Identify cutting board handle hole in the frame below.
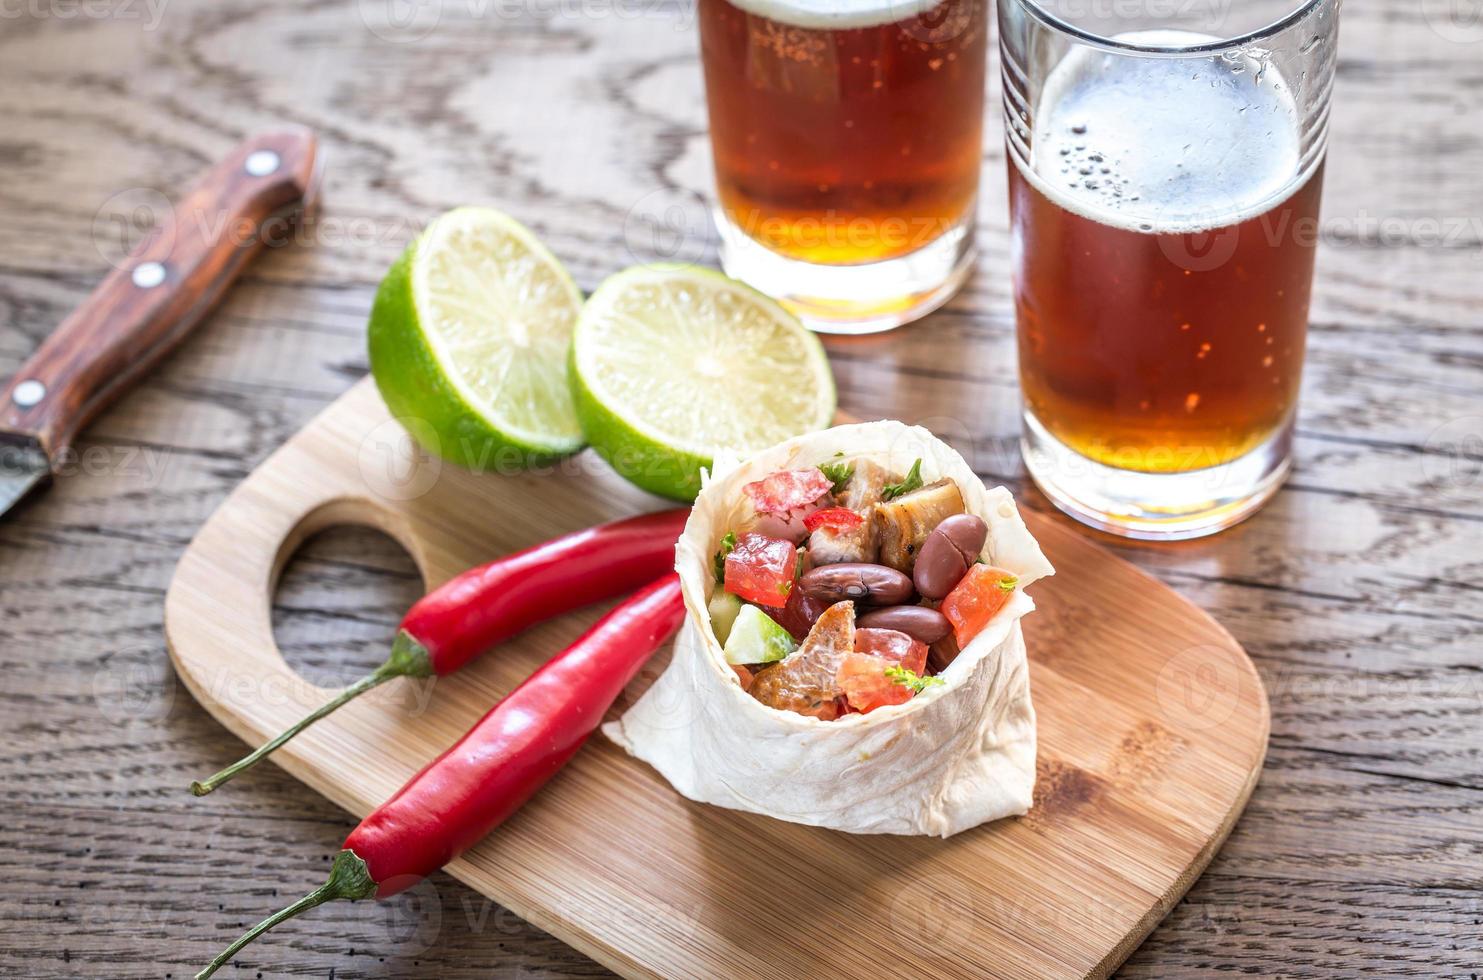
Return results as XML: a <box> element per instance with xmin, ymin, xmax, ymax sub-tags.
<box><xmin>269</xmin><ymin>499</ymin><xmax>429</xmax><ymax>691</ymax></box>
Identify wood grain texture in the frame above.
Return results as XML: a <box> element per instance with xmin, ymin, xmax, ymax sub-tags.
<box><xmin>0</xmin><ymin>0</ymin><xmax>1479</xmax><ymax>977</ymax></box>
<box><xmin>162</xmin><ymin>379</ymin><xmax>1270</xmax><ymax>980</ymax></box>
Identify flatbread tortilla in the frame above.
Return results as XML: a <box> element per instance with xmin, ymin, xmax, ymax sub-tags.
<box><xmin>603</xmin><ymin>421</ymin><xmax>1053</xmax><ymax>836</ymax></box>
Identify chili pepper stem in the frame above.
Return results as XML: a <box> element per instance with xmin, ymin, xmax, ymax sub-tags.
<box><xmin>196</xmin><ymin>849</ymin><xmax>377</xmax><ymax>980</ymax></box>
<box><xmin>190</xmin><ymin>631</ymin><xmax>433</xmax><ymax>796</ymax></box>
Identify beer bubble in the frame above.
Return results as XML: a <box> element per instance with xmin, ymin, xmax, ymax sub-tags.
<box><xmin>1022</xmin><ymin>29</ymin><xmax>1304</xmax><ymax>237</ymax></box>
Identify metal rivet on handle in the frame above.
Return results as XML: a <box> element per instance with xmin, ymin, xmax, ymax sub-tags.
<box><xmin>244</xmin><ymin>150</ymin><xmax>281</xmax><ymax>177</ymax></box>
<box><xmin>12</xmin><ymin>379</ymin><xmax>45</xmax><ymax>408</ymax></box>
<box><xmin>132</xmin><ymin>262</ymin><xmax>167</xmax><ymax>289</ymax></box>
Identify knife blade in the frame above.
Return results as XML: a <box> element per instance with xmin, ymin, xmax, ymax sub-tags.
<box><xmin>0</xmin><ymin>436</ymin><xmax>49</xmax><ymax>516</ymax></box>
<box><xmin>0</xmin><ymin>127</ymin><xmax>320</xmax><ymax>519</ymax></box>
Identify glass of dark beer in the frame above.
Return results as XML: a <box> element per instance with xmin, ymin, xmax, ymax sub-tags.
<box><xmin>699</xmin><ymin>0</ymin><xmax>988</xmax><ymax>333</ymax></box>
<box><xmin>1000</xmin><ymin>0</ymin><xmax>1340</xmax><ymax>539</ymax></box>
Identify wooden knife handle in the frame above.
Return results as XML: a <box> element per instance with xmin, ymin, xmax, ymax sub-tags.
<box><xmin>0</xmin><ymin>127</ymin><xmax>320</xmax><ymax>460</ymax></box>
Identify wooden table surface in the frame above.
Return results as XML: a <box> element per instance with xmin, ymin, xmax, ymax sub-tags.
<box><xmin>1</xmin><ymin>1</ymin><xmax>1478</xmax><ymax>977</ymax></box>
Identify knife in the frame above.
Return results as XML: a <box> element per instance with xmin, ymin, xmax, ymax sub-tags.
<box><xmin>0</xmin><ymin>127</ymin><xmax>320</xmax><ymax>519</ymax></box>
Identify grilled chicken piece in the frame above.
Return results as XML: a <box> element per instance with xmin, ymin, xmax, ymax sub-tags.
<box><xmin>806</xmin><ymin>460</ymin><xmax>897</xmax><ymax>565</ymax></box>
<box><xmin>837</xmin><ymin>459</ymin><xmax>896</xmax><ymax>512</ymax></box>
<box><xmin>751</xmin><ymin>494</ymin><xmax>834</xmax><ymax>544</ymax></box>
<box><xmin>808</xmin><ymin>518</ymin><xmax>879</xmax><ymax>566</ymax></box>
<box><xmin>873</xmin><ymin>479</ymin><xmax>966</xmax><ymax>573</ymax></box>
<box><xmin>750</xmin><ymin>601</ymin><xmax>855</xmax><ymax>719</ymax></box>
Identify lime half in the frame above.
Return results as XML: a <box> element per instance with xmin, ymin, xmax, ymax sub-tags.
<box><xmin>369</xmin><ymin>207</ymin><xmax>584</xmax><ymax>469</ymax></box>
<box><xmin>570</xmin><ymin>264</ymin><xmax>836</xmax><ymax>501</ymax></box>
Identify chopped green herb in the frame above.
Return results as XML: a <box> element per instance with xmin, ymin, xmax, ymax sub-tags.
<box><xmin>884</xmin><ymin>665</ymin><xmax>945</xmax><ymax>693</ymax></box>
<box><xmin>818</xmin><ymin>460</ymin><xmax>854</xmax><ymax>495</ymax></box>
<box><xmin>776</xmin><ymin>580</ymin><xmax>792</xmax><ymax>597</ymax></box>
<box><xmin>713</xmin><ymin>531</ymin><xmax>737</xmax><ymax>584</ymax></box>
<box><xmin>795</xmin><ymin>548</ymin><xmax>805</xmax><ymax>580</ymax></box>
<box><xmin>997</xmin><ymin>574</ymin><xmax>1020</xmax><ymax>593</ymax></box>
<box><xmin>881</xmin><ymin>459</ymin><xmax>924</xmax><ymax>501</ymax></box>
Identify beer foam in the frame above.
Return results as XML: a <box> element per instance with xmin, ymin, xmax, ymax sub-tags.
<box><xmin>722</xmin><ymin>0</ymin><xmax>945</xmax><ymax>31</ymax></box>
<box><xmin>1021</xmin><ymin>30</ymin><xmax>1310</xmax><ymax>235</ymax></box>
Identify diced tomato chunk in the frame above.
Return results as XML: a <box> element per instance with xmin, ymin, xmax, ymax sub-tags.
<box><xmin>853</xmin><ymin>628</ymin><xmax>928</xmax><ymax>675</ymax></box>
<box><xmin>940</xmin><ymin>564</ymin><xmax>1019</xmax><ymax>648</ymax></box>
<box><xmin>836</xmin><ymin>653</ymin><xmax>913</xmax><ymax>714</ymax></box>
<box><xmin>744</xmin><ymin>469</ymin><xmax>833</xmax><ymax>515</ymax></box>
<box><xmin>723</xmin><ymin>532</ymin><xmax>797</xmax><ymax>608</ymax></box>
<box><xmin>803</xmin><ymin>506</ymin><xmax>865</xmax><ymax>533</ymax></box>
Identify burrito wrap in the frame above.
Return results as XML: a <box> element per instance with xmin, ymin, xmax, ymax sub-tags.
<box><xmin>602</xmin><ymin>421</ymin><xmax>1054</xmax><ymax>836</ymax></box>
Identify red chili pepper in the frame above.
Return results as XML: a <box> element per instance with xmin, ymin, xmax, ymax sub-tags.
<box><xmin>190</xmin><ymin>508</ymin><xmax>689</xmax><ymax>795</ymax></box>
<box><xmin>195</xmin><ymin>574</ymin><xmax>684</xmax><ymax>979</ymax></box>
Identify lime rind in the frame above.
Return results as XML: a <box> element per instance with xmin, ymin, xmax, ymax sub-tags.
<box><xmin>369</xmin><ymin>207</ymin><xmax>585</xmax><ymax>470</ymax></box>
<box><xmin>570</xmin><ymin>264</ymin><xmax>836</xmax><ymax>500</ymax></box>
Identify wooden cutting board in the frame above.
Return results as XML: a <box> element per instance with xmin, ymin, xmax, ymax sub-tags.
<box><xmin>164</xmin><ymin>378</ymin><xmax>1269</xmax><ymax>979</ymax></box>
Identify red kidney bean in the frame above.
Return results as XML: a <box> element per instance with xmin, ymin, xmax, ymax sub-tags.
<box><xmin>857</xmin><ymin>605</ymin><xmax>952</xmax><ymax>644</ymax></box>
<box><xmin>927</xmin><ymin>632</ymin><xmax>961</xmax><ymax>674</ymax></box>
<box><xmin>913</xmin><ymin>514</ymin><xmax>989</xmax><ymax>599</ymax></box>
<box><xmin>798</xmin><ymin>563</ymin><xmax>914</xmax><ymax>606</ymax></box>
<box><xmin>769</xmin><ymin>581</ymin><xmax>830</xmax><ymax>641</ymax></box>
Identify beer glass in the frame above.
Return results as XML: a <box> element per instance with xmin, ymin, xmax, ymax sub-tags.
<box><xmin>1000</xmin><ymin>0</ymin><xmax>1339</xmax><ymax>539</ymax></box>
<box><xmin>699</xmin><ymin>0</ymin><xmax>988</xmax><ymax>333</ymax></box>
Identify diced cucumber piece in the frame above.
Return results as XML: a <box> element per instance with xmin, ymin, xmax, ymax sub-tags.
<box><xmin>708</xmin><ymin>590</ymin><xmax>744</xmax><ymax>646</ymax></box>
<box><xmin>723</xmin><ymin>604</ymin><xmax>796</xmax><ymax>666</ymax></box>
